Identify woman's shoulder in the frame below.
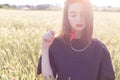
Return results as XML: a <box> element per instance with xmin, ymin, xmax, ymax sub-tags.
<box><xmin>92</xmin><ymin>38</ymin><xmax>108</xmax><ymax>51</ymax></box>
<box><xmin>52</xmin><ymin>37</ymin><xmax>62</xmax><ymax>45</ymax></box>
<box><xmin>49</xmin><ymin>37</ymin><xmax>63</xmax><ymax>49</ymax></box>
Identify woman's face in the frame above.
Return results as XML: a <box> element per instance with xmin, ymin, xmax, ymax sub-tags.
<box><xmin>68</xmin><ymin>3</ymin><xmax>86</xmax><ymax>31</ymax></box>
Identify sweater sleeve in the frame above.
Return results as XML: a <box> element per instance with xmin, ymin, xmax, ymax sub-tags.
<box><xmin>49</xmin><ymin>48</ymin><xmax>58</xmax><ymax>78</ymax></box>
<box><xmin>37</xmin><ymin>49</ymin><xmax>57</xmax><ymax>78</ymax></box>
<box><xmin>97</xmin><ymin>45</ymin><xmax>115</xmax><ymax>80</ymax></box>
<box><xmin>37</xmin><ymin>55</ymin><xmax>42</xmax><ymax>75</ymax></box>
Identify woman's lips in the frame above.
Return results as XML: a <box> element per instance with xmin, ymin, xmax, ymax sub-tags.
<box><xmin>76</xmin><ymin>24</ymin><xmax>83</xmax><ymax>28</ymax></box>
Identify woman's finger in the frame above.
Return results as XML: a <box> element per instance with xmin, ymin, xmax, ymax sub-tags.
<box><xmin>44</xmin><ymin>34</ymin><xmax>52</xmax><ymax>42</ymax></box>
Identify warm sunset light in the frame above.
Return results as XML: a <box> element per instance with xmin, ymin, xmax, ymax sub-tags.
<box><xmin>0</xmin><ymin>0</ymin><xmax>119</xmax><ymax>80</ymax></box>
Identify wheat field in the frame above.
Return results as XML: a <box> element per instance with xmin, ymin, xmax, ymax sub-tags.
<box><xmin>0</xmin><ymin>9</ymin><xmax>120</xmax><ymax>80</ymax></box>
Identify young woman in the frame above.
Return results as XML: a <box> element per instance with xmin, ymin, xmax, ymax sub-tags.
<box><xmin>37</xmin><ymin>0</ymin><xmax>115</xmax><ymax>80</ymax></box>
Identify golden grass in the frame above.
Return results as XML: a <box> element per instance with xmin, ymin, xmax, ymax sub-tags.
<box><xmin>0</xmin><ymin>9</ymin><xmax>120</xmax><ymax>80</ymax></box>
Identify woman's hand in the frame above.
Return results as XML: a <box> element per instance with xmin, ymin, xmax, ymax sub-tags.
<box><xmin>42</xmin><ymin>30</ymin><xmax>55</xmax><ymax>50</ymax></box>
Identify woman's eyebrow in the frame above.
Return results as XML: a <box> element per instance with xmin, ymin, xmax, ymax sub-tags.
<box><xmin>70</xmin><ymin>11</ymin><xmax>76</xmax><ymax>14</ymax></box>
<box><xmin>70</xmin><ymin>11</ymin><xmax>84</xmax><ymax>14</ymax></box>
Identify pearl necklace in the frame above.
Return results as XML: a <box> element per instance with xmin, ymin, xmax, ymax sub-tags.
<box><xmin>70</xmin><ymin>40</ymin><xmax>92</xmax><ymax>52</ymax></box>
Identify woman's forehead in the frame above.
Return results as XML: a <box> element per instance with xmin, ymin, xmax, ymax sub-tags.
<box><xmin>68</xmin><ymin>3</ymin><xmax>85</xmax><ymax>13</ymax></box>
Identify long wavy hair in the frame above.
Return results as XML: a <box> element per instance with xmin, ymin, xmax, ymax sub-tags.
<box><xmin>57</xmin><ymin>0</ymin><xmax>93</xmax><ymax>47</ymax></box>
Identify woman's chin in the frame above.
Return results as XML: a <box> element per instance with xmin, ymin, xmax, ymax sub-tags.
<box><xmin>74</xmin><ymin>27</ymin><xmax>85</xmax><ymax>31</ymax></box>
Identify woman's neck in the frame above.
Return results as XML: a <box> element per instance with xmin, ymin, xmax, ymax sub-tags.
<box><xmin>75</xmin><ymin>30</ymin><xmax>81</xmax><ymax>39</ymax></box>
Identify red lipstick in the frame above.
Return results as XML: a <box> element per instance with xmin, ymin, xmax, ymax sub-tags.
<box><xmin>76</xmin><ymin>24</ymin><xmax>83</xmax><ymax>28</ymax></box>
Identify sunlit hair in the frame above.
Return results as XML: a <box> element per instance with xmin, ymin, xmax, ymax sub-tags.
<box><xmin>57</xmin><ymin>0</ymin><xmax>93</xmax><ymax>46</ymax></box>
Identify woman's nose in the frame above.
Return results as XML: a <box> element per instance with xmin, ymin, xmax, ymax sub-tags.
<box><xmin>76</xmin><ymin>15</ymin><xmax>82</xmax><ymax>22</ymax></box>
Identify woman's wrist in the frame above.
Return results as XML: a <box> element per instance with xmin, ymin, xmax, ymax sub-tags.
<box><xmin>41</xmin><ymin>47</ymin><xmax>49</xmax><ymax>55</ymax></box>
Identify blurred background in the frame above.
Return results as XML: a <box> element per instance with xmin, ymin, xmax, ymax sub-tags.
<box><xmin>0</xmin><ymin>0</ymin><xmax>120</xmax><ymax>11</ymax></box>
<box><xmin>0</xmin><ymin>0</ymin><xmax>120</xmax><ymax>80</ymax></box>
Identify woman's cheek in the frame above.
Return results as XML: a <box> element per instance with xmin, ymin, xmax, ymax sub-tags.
<box><xmin>69</xmin><ymin>18</ymin><xmax>76</xmax><ymax>28</ymax></box>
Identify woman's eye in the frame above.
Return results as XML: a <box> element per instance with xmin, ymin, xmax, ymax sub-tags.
<box><xmin>80</xmin><ymin>14</ymin><xmax>85</xmax><ymax>17</ymax></box>
<box><xmin>71</xmin><ymin>14</ymin><xmax>76</xmax><ymax>17</ymax></box>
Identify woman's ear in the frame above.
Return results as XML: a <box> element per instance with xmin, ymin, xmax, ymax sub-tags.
<box><xmin>69</xmin><ymin>30</ymin><xmax>76</xmax><ymax>42</ymax></box>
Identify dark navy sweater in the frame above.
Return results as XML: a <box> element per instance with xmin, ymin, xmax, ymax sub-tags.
<box><xmin>37</xmin><ymin>38</ymin><xmax>115</xmax><ymax>80</ymax></box>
